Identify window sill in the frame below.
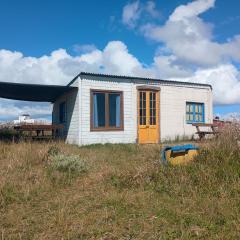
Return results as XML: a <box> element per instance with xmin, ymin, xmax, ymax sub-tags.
<box><xmin>90</xmin><ymin>127</ymin><xmax>124</xmax><ymax>132</ymax></box>
<box><xmin>186</xmin><ymin>121</ymin><xmax>205</xmax><ymax>124</ymax></box>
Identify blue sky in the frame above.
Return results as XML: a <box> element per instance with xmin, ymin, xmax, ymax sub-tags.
<box><xmin>1</xmin><ymin>0</ymin><xmax>239</xmax><ymax>62</ymax></box>
<box><xmin>0</xmin><ymin>0</ymin><xmax>239</xmax><ymax>120</ymax></box>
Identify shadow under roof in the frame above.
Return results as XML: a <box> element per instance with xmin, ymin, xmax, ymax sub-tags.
<box><xmin>0</xmin><ymin>82</ymin><xmax>76</xmax><ymax>102</ymax></box>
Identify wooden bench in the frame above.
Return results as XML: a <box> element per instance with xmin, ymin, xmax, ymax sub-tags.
<box><xmin>192</xmin><ymin>123</ymin><xmax>219</xmax><ymax>140</ymax></box>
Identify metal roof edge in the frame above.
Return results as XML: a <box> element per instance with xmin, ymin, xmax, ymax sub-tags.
<box><xmin>67</xmin><ymin>73</ymin><xmax>81</xmax><ymax>86</ymax></box>
<box><xmin>74</xmin><ymin>72</ymin><xmax>212</xmax><ymax>90</ymax></box>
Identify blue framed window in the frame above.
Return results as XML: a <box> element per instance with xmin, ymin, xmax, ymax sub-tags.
<box><xmin>91</xmin><ymin>90</ymin><xmax>123</xmax><ymax>131</ymax></box>
<box><xmin>186</xmin><ymin>102</ymin><xmax>204</xmax><ymax>123</ymax></box>
<box><xmin>59</xmin><ymin>102</ymin><xmax>66</xmax><ymax>123</ymax></box>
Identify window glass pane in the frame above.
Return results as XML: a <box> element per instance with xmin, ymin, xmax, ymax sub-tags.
<box><xmin>195</xmin><ymin>104</ymin><xmax>199</xmax><ymax>113</ymax></box>
<box><xmin>109</xmin><ymin>93</ymin><xmax>121</xmax><ymax>127</ymax></box>
<box><xmin>93</xmin><ymin>93</ymin><xmax>105</xmax><ymax>127</ymax></box>
<box><xmin>143</xmin><ymin>92</ymin><xmax>146</xmax><ymax>109</ymax></box>
<box><xmin>199</xmin><ymin>104</ymin><xmax>202</xmax><ymax>113</ymax></box>
<box><xmin>152</xmin><ymin>109</ymin><xmax>156</xmax><ymax>125</ymax></box>
<box><xmin>186</xmin><ymin>104</ymin><xmax>190</xmax><ymax>113</ymax></box>
<box><xmin>139</xmin><ymin>92</ymin><xmax>146</xmax><ymax>125</ymax></box>
<box><xmin>189</xmin><ymin>114</ymin><xmax>193</xmax><ymax>121</ymax></box>
<box><xmin>150</xmin><ymin>92</ymin><xmax>156</xmax><ymax>125</ymax></box>
<box><xmin>140</xmin><ymin>105</ymin><xmax>142</xmax><ymax>124</ymax></box>
<box><xmin>190</xmin><ymin>104</ymin><xmax>193</xmax><ymax>112</ymax></box>
<box><xmin>140</xmin><ymin>94</ymin><xmax>142</xmax><ymax>109</ymax></box>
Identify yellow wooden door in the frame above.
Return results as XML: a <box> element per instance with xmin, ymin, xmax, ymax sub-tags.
<box><xmin>138</xmin><ymin>90</ymin><xmax>159</xmax><ymax>144</ymax></box>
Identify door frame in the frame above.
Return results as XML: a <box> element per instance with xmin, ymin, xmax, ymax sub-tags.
<box><xmin>136</xmin><ymin>85</ymin><xmax>161</xmax><ymax>144</ymax></box>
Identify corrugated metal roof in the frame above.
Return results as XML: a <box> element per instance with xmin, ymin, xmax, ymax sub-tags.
<box><xmin>74</xmin><ymin>72</ymin><xmax>212</xmax><ymax>89</ymax></box>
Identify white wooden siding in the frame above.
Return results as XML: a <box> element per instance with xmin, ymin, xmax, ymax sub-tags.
<box><xmin>52</xmin><ymin>75</ymin><xmax>213</xmax><ymax>145</ymax></box>
<box><xmin>159</xmin><ymin>85</ymin><xmax>212</xmax><ymax>141</ymax></box>
<box><xmin>79</xmin><ymin>77</ymin><xmax>137</xmax><ymax>145</ymax></box>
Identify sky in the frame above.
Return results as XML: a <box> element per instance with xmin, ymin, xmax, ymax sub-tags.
<box><xmin>0</xmin><ymin>0</ymin><xmax>239</xmax><ymax>121</ymax></box>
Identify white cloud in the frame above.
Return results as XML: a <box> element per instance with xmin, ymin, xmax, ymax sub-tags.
<box><xmin>0</xmin><ymin>41</ymin><xmax>152</xmax><ymax>86</ymax></box>
<box><xmin>141</xmin><ymin>0</ymin><xmax>240</xmax><ymax>66</ymax></box>
<box><xmin>122</xmin><ymin>1</ymin><xmax>141</xmax><ymax>28</ymax></box>
<box><xmin>122</xmin><ymin>1</ymin><xmax>161</xmax><ymax>28</ymax></box>
<box><xmin>0</xmin><ymin>49</ymin><xmax>71</xmax><ymax>85</ymax></box>
<box><xmin>145</xmin><ymin>1</ymin><xmax>161</xmax><ymax>18</ymax></box>
<box><xmin>152</xmin><ymin>55</ymin><xmax>192</xmax><ymax>79</ymax></box>
<box><xmin>73</xmin><ymin>44</ymin><xmax>97</xmax><ymax>54</ymax></box>
<box><xmin>0</xmin><ymin>38</ymin><xmax>240</xmax><ymax>112</ymax></box>
<box><xmin>169</xmin><ymin>0</ymin><xmax>215</xmax><ymax>22</ymax></box>
<box><xmin>182</xmin><ymin>64</ymin><xmax>240</xmax><ymax>105</ymax></box>
<box><xmin>102</xmin><ymin>41</ymin><xmax>150</xmax><ymax>76</ymax></box>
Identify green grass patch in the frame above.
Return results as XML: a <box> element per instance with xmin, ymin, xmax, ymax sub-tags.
<box><xmin>0</xmin><ymin>126</ymin><xmax>240</xmax><ymax>239</ymax></box>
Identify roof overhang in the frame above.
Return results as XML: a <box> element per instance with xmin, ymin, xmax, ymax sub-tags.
<box><xmin>78</xmin><ymin>72</ymin><xmax>212</xmax><ymax>89</ymax></box>
<box><xmin>0</xmin><ymin>82</ymin><xmax>76</xmax><ymax>102</ymax></box>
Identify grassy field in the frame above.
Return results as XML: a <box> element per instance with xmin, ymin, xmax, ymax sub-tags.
<box><xmin>0</xmin><ymin>127</ymin><xmax>240</xmax><ymax>239</ymax></box>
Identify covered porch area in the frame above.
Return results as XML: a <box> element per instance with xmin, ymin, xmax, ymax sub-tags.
<box><xmin>0</xmin><ymin>81</ymin><xmax>76</xmax><ymax>141</ymax></box>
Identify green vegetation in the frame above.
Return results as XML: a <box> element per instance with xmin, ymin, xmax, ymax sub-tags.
<box><xmin>0</xmin><ymin>128</ymin><xmax>22</xmax><ymax>142</ymax></box>
<box><xmin>47</xmin><ymin>146</ymin><xmax>89</xmax><ymax>175</ymax></box>
<box><xmin>0</xmin><ymin>126</ymin><xmax>240</xmax><ymax>239</ymax></box>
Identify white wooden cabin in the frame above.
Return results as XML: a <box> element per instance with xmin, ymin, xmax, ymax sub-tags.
<box><xmin>52</xmin><ymin>72</ymin><xmax>213</xmax><ymax>145</ymax></box>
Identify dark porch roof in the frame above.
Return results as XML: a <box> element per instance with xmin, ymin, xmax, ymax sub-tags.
<box><xmin>0</xmin><ymin>82</ymin><xmax>75</xmax><ymax>102</ymax></box>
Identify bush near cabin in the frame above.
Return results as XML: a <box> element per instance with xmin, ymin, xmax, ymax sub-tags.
<box><xmin>0</xmin><ymin>128</ymin><xmax>22</xmax><ymax>142</ymax></box>
<box><xmin>0</xmin><ymin>123</ymin><xmax>240</xmax><ymax>239</ymax></box>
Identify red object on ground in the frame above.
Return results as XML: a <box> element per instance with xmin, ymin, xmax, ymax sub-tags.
<box><xmin>213</xmin><ymin>119</ymin><xmax>231</xmax><ymax>128</ymax></box>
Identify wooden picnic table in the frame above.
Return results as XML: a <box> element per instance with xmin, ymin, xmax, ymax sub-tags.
<box><xmin>13</xmin><ymin>124</ymin><xmax>64</xmax><ymax>140</ymax></box>
<box><xmin>192</xmin><ymin>123</ymin><xmax>219</xmax><ymax>140</ymax></box>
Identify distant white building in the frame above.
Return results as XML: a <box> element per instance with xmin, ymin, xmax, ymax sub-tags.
<box><xmin>13</xmin><ymin>114</ymin><xmax>35</xmax><ymax>125</ymax></box>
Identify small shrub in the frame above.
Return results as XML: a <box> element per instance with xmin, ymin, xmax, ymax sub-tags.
<box><xmin>47</xmin><ymin>145</ymin><xmax>61</xmax><ymax>156</ymax></box>
<box><xmin>49</xmin><ymin>154</ymin><xmax>88</xmax><ymax>175</ymax></box>
<box><xmin>0</xmin><ymin>128</ymin><xmax>22</xmax><ymax>142</ymax></box>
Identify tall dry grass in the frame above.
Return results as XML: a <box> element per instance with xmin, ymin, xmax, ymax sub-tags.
<box><xmin>0</xmin><ymin>124</ymin><xmax>240</xmax><ymax>239</ymax></box>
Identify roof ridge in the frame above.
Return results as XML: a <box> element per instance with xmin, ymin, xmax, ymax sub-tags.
<box><xmin>67</xmin><ymin>71</ymin><xmax>212</xmax><ymax>89</ymax></box>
